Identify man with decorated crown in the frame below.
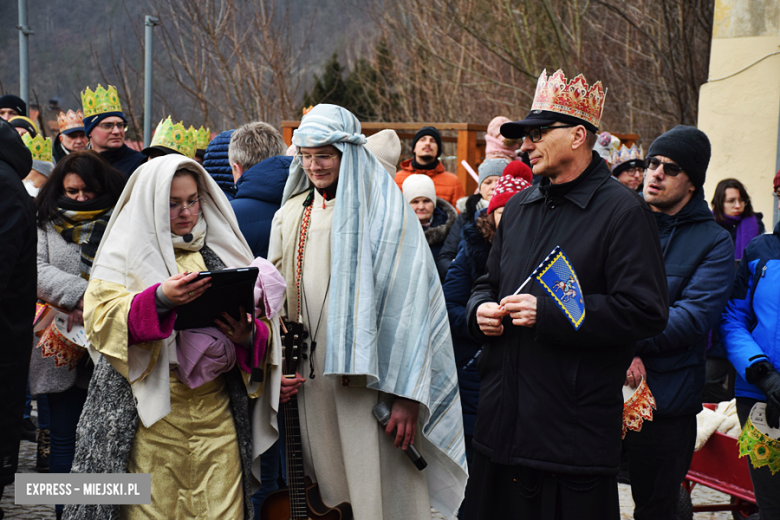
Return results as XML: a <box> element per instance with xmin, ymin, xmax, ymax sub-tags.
<box><xmin>81</xmin><ymin>84</ymin><xmax>145</xmax><ymax>177</ymax></box>
<box><xmin>464</xmin><ymin>69</ymin><xmax>669</xmax><ymax>519</ymax></box>
<box><xmin>53</xmin><ymin>110</ymin><xmax>88</xmax><ymax>164</ymax></box>
<box><xmin>611</xmin><ymin>144</ymin><xmax>645</xmax><ymax>191</ymax></box>
<box><xmin>141</xmin><ymin>116</ymin><xmax>197</xmax><ymax>161</ymax></box>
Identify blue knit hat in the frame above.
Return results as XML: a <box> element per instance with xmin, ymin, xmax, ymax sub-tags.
<box><xmin>83</xmin><ymin>112</ymin><xmax>127</xmax><ymax>138</ymax></box>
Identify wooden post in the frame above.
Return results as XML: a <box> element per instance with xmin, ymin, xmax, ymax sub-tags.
<box><xmin>457</xmin><ymin>129</ymin><xmax>478</xmax><ymax>194</ymax></box>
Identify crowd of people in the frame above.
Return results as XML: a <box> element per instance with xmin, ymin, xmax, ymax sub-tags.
<box><xmin>0</xmin><ymin>65</ymin><xmax>779</xmax><ymax>520</ymax></box>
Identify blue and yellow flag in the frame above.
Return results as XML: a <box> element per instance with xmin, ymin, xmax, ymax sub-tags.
<box><xmin>535</xmin><ymin>248</ymin><xmax>585</xmax><ymax>330</ymax></box>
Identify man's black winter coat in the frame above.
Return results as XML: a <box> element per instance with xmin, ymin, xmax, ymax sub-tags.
<box><xmin>0</xmin><ymin>119</ymin><xmax>37</xmax><ymax>487</ymax></box>
<box><xmin>466</xmin><ymin>153</ymin><xmax>669</xmax><ymax>475</ymax></box>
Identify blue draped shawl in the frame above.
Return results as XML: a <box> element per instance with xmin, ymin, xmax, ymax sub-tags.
<box><xmin>282</xmin><ymin>104</ymin><xmax>467</xmax><ymax>516</ymax></box>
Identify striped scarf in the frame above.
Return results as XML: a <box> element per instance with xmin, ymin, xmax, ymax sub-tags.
<box><xmin>52</xmin><ymin>198</ymin><xmax>113</xmax><ymax>280</ymax></box>
<box><xmin>284</xmin><ymin>104</ymin><xmax>467</xmax><ymax>518</ymax></box>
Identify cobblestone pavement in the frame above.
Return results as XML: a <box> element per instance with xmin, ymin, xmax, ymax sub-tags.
<box><xmin>0</xmin><ymin>431</ymin><xmax>740</xmax><ymax>519</ymax></box>
<box><xmin>1</xmin><ymin>440</ymin><xmax>56</xmax><ymax>519</ymax></box>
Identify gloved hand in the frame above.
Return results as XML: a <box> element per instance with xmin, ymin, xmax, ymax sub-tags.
<box><xmin>746</xmin><ymin>360</ymin><xmax>780</xmax><ymax>429</ymax></box>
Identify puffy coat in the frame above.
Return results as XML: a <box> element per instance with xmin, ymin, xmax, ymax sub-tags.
<box><xmin>636</xmin><ymin>189</ymin><xmax>734</xmax><ymax>417</ymax></box>
<box><xmin>423</xmin><ymin>198</ymin><xmax>457</xmax><ymax>263</ymax></box>
<box><xmin>721</xmin><ymin>221</ymin><xmax>780</xmax><ymax>401</ymax></box>
<box><xmin>394</xmin><ymin>159</ymin><xmax>465</xmax><ymax>207</ymax></box>
<box><xmin>0</xmin><ymin>120</ymin><xmax>37</xmax><ymax>487</ymax></box>
<box><xmin>442</xmin><ymin>218</ymin><xmax>491</xmax><ymax>436</ymax></box>
<box><xmin>230</xmin><ymin>155</ymin><xmax>291</xmax><ymax>259</ymax></box>
<box><xmin>203</xmin><ymin>130</ymin><xmax>235</xmax><ymax>200</ymax></box>
<box><xmin>466</xmin><ymin>154</ymin><xmax>669</xmax><ymax>474</ymax></box>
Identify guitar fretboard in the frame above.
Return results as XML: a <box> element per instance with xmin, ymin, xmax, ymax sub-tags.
<box><xmin>283</xmin><ymin>392</ymin><xmax>308</xmax><ymax>519</ymax></box>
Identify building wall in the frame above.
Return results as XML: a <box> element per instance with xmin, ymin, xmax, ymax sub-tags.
<box><xmin>698</xmin><ymin>0</ymin><xmax>780</xmax><ymax>225</ymax></box>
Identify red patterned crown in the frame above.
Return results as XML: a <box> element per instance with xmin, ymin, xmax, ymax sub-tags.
<box><xmin>531</xmin><ymin>69</ymin><xmax>607</xmax><ymax>129</ymax></box>
<box><xmin>57</xmin><ymin>110</ymin><xmax>84</xmax><ymax>133</ymax></box>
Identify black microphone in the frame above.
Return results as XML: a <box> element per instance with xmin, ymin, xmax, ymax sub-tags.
<box><xmin>183</xmin><ymin>233</ymin><xmax>194</xmax><ymax>243</ymax></box>
<box><xmin>372</xmin><ymin>402</ymin><xmax>427</xmax><ymax>471</ymax></box>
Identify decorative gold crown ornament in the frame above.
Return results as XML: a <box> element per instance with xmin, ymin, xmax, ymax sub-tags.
<box><xmin>57</xmin><ymin>109</ymin><xmax>85</xmax><ymax>133</ymax></box>
<box><xmin>151</xmin><ymin>117</ymin><xmax>196</xmax><ymax>158</ymax></box>
<box><xmin>81</xmin><ymin>84</ymin><xmax>123</xmax><ymax>118</ymax></box>
<box><xmin>531</xmin><ymin>69</ymin><xmax>607</xmax><ymax>130</ymax></box>
<box><xmin>192</xmin><ymin>126</ymin><xmax>211</xmax><ymax>151</ymax></box>
<box><xmin>22</xmin><ymin>133</ymin><xmax>53</xmax><ymax>162</ymax></box>
<box><xmin>610</xmin><ymin>144</ymin><xmax>644</xmax><ymax>171</ymax></box>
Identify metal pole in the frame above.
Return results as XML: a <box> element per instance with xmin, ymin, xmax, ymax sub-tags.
<box><xmin>774</xmin><ymin>89</ymin><xmax>780</xmax><ymax>227</ymax></box>
<box><xmin>17</xmin><ymin>0</ymin><xmax>34</xmax><ymax>106</ymax></box>
<box><xmin>143</xmin><ymin>15</ymin><xmax>159</xmax><ymax>148</ymax></box>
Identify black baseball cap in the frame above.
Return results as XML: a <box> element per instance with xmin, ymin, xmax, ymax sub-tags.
<box><xmin>501</xmin><ymin>110</ymin><xmax>598</xmax><ymax>139</ymax></box>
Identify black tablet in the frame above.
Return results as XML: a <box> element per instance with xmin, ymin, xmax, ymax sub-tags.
<box><xmin>173</xmin><ymin>267</ymin><xmax>259</xmax><ymax>331</ymax></box>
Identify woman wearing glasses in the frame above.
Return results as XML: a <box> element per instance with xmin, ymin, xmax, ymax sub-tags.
<box><xmin>65</xmin><ymin>155</ymin><xmax>270</xmax><ymax>520</ymax></box>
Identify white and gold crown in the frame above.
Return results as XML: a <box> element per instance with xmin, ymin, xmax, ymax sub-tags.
<box><xmin>610</xmin><ymin>144</ymin><xmax>644</xmax><ymax>171</ymax></box>
<box><xmin>57</xmin><ymin>109</ymin><xmax>84</xmax><ymax>133</ymax></box>
<box><xmin>531</xmin><ymin>69</ymin><xmax>607</xmax><ymax>129</ymax></box>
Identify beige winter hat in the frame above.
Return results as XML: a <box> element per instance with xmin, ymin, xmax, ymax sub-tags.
<box><xmin>365</xmin><ymin>129</ymin><xmax>402</xmax><ymax>176</ymax></box>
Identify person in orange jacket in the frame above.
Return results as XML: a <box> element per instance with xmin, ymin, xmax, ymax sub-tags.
<box><xmin>394</xmin><ymin>126</ymin><xmax>465</xmax><ymax>208</ymax></box>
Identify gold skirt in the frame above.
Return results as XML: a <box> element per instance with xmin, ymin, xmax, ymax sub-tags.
<box><xmin>121</xmin><ymin>372</ymin><xmax>244</xmax><ymax>520</ymax></box>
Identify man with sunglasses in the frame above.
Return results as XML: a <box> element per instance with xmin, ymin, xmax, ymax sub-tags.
<box><xmin>80</xmin><ymin>84</ymin><xmax>145</xmax><ymax>178</ymax></box>
<box><xmin>464</xmin><ymin>69</ymin><xmax>669</xmax><ymax>519</ymax></box>
<box><xmin>623</xmin><ymin>125</ymin><xmax>734</xmax><ymax>519</ymax></box>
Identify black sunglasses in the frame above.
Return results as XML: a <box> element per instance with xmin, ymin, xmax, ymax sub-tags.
<box><xmin>522</xmin><ymin>125</ymin><xmax>578</xmax><ymax>143</ymax></box>
<box><xmin>645</xmin><ymin>157</ymin><xmax>684</xmax><ymax>176</ymax></box>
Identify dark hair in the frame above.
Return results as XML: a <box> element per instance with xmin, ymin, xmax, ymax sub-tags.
<box><xmin>475</xmin><ymin>210</ymin><xmax>498</xmax><ymax>243</ymax></box>
<box><xmin>36</xmin><ymin>150</ymin><xmax>127</xmax><ymax>228</ymax></box>
<box><xmin>711</xmin><ymin>178</ymin><xmax>754</xmax><ymax>224</ymax></box>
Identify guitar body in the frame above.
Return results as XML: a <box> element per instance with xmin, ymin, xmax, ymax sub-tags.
<box><xmin>260</xmin><ymin>476</ymin><xmax>353</xmax><ymax>520</ymax></box>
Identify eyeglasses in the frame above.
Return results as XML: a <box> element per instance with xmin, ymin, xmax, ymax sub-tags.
<box><xmin>97</xmin><ymin>122</ymin><xmax>127</xmax><ymax>132</ymax></box>
<box><xmin>645</xmin><ymin>157</ymin><xmax>684</xmax><ymax>176</ymax></box>
<box><xmin>723</xmin><ymin>198</ymin><xmax>747</xmax><ymax>206</ymax></box>
<box><xmin>169</xmin><ymin>198</ymin><xmax>201</xmax><ymax>218</ymax></box>
<box><xmin>623</xmin><ymin>167</ymin><xmax>645</xmax><ymax>177</ymax></box>
<box><xmin>522</xmin><ymin>125</ymin><xmax>578</xmax><ymax>143</ymax></box>
<box><xmin>295</xmin><ymin>153</ymin><xmax>339</xmax><ymax>168</ymax></box>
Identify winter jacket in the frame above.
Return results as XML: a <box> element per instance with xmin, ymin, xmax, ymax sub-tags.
<box><xmin>0</xmin><ymin>120</ymin><xmax>37</xmax><ymax>487</ymax></box>
<box><xmin>98</xmin><ymin>144</ymin><xmax>146</xmax><ymax>178</ymax></box>
<box><xmin>230</xmin><ymin>155</ymin><xmax>291</xmax><ymax>259</ymax></box>
<box><xmin>635</xmin><ymin>189</ymin><xmax>734</xmax><ymax>417</ymax></box>
<box><xmin>203</xmin><ymin>130</ymin><xmax>236</xmax><ymax>200</ymax></box>
<box><xmin>442</xmin><ymin>218</ymin><xmax>492</xmax><ymax>436</ymax></box>
<box><xmin>466</xmin><ymin>154</ymin><xmax>669</xmax><ymax>474</ymax></box>
<box><xmin>721</xmin><ymin>221</ymin><xmax>780</xmax><ymax>402</ymax></box>
<box><xmin>30</xmin><ymin>222</ymin><xmax>93</xmax><ymax>395</ymax></box>
<box><xmin>437</xmin><ymin>193</ymin><xmax>487</xmax><ymax>280</ymax></box>
<box><xmin>395</xmin><ymin>159</ymin><xmax>465</xmax><ymax>208</ymax></box>
<box><xmin>423</xmin><ymin>198</ymin><xmax>457</xmax><ymax>263</ymax></box>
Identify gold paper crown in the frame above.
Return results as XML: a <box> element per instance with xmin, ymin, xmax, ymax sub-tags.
<box><xmin>81</xmin><ymin>84</ymin><xmax>123</xmax><ymax>118</ymax></box>
<box><xmin>610</xmin><ymin>144</ymin><xmax>644</xmax><ymax>171</ymax></box>
<box><xmin>22</xmin><ymin>133</ymin><xmax>53</xmax><ymax>162</ymax></box>
<box><xmin>57</xmin><ymin>109</ymin><xmax>85</xmax><ymax>133</ymax></box>
<box><xmin>531</xmin><ymin>69</ymin><xmax>607</xmax><ymax>129</ymax></box>
<box><xmin>151</xmin><ymin>117</ymin><xmax>196</xmax><ymax>158</ymax></box>
<box><xmin>191</xmin><ymin>125</ymin><xmax>211</xmax><ymax>151</ymax></box>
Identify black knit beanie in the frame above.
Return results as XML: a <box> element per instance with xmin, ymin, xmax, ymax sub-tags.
<box><xmin>412</xmin><ymin>126</ymin><xmax>443</xmax><ymax>158</ymax></box>
<box><xmin>647</xmin><ymin>125</ymin><xmax>711</xmax><ymax>188</ymax></box>
<box><xmin>0</xmin><ymin>94</ymin><xmax>27</xmax><ymax>117</ymax></box>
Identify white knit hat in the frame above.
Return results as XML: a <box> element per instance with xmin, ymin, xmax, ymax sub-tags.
<box><xmin>402</xmin><ymin>174</ymin><xmax>436</xmax><ymax>205</ymax></box>
<box><xmin>365</xmin><ymin>129</ymin><xmax>402</xmax><ymax>176</ymax></box>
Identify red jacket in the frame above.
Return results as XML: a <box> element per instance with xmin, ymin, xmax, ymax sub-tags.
<box><xmin>394</xmin><ymin>159</ymin><xmax>465</xmax><ymax>209</ymax></box>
